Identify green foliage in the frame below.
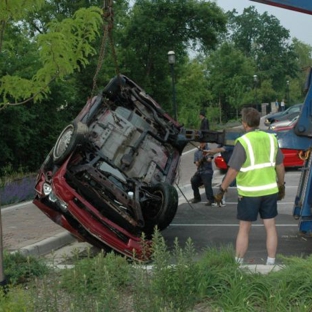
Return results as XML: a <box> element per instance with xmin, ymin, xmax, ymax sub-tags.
<box><xmin>4</xmin><ymin>234</ymin><xmax>312</xmax><ymax>311</ymax></box>
<box><xmin>0</xmin><ymin>287</ymin><xmax>34</xmax><ymax>312</ymax></box>
<box><xmin>176</xmin><ymin>59</ymin><xmax>212</xmax><ymax>127</ymax></box>
<box><xmin>3</xmin><ymin>251</ymin><xmax>50</xmax><ymax>286</ymax></box>
<box><xmin>0</xmin><ymin>0</ymin><xmax>44</xmax><ymax>21</ymax></box>
<box><xmin>205</xmin><ymin>42</ymin><xmax>255</xmax><ymax>121</ymax></box>
<box><xmin>118</xmin><ymin>0</ymin><xmax>227</xmax><ymax>111</ymax></box>
<box><xmin>227</xmin><ymin>7</ymin><xmax>298</xmax><ymax>90</ymax></box>
<box><xmin>0</xmin><ymin>6</ymin><xmax>103</xmax><ymax>104</ymax></box>
<box><xmin>59</xmin><ymin>250</ymin><xmax>131</xmax><ymax>311</ymax></box>
<box><xmin>61</xmin><ymin>250</ymin><xmax>131</xmax><ymax>294</ymax></box>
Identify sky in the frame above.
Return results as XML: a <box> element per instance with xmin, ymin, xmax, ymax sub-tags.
<box><xmin>215</xmin><ymin>0</ymin><xmax>312</xmax><ymax>46</ymax></box>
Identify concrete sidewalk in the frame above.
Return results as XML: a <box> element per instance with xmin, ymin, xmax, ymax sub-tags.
<box><xmin>2</xmin><ymin>201</ymin><xmax>75</xmax><ymax>256</ymax></box>
<box><xmin>1</xmin><ymin>183</ymin><xmax>198</xmax><ymax>258</ymax></box>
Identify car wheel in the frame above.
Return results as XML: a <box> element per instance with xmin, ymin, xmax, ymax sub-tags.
<box><xmin>53</xmin><ymin>121</ymin><xmax>88</xmax><ymax>165</ymax></box>
<box><xmin>142</xmin><ymin>182</ymin><xmax>178</xmax><ymax>238</ymax></box>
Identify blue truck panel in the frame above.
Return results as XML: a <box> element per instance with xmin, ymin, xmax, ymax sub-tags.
<box><xmin>251</xmin><ymin>0</ymin><xmax>312</xmax><ymax>15</ymax></box>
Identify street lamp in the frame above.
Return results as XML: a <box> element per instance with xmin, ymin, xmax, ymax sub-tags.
<box><xmin>253</xmin><ymin>74</ymin><xmax>258</xmax><ymax>111</ymax></box>
<box><xmin>168</xmin><ymin>51</ymin><xmax>177</xmax><ymax>120</ymax></box>
<box><xmin>286</xmin><ymin>80</ymin><xmax>290</xmax><ymax>105</ymax></box>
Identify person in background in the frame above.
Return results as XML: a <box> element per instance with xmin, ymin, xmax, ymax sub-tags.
<box><xmin>280</xmin><ymin>99</ymin><xmax>285</xmax><ymax>111</ymax></box>
<box><xmin>199</xmin><ymin>110</ymin><xmax>209</xmax><ymax>130</ymax></box>
<box><xmin>190</xmin><ymin>142</ymin><xmax>216</xmax><ymax>206</ymax></box>
<box><xmin>275</xmin><ymin>99</ymin><xmax>279</xmax><ymax>112</ymax></box>
<box><xmin>214</xmin><ymin>107</ymin><xmax>285</xmax><ymax>265</ymax></box>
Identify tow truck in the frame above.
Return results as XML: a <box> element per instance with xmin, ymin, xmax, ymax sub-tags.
<box><xmin>251</xmin><ymin>0</ymin><xmax>312</xmax><ymax>235</ymax></box>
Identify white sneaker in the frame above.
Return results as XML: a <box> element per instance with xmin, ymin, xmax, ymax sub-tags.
<box><xmin>212</xmin><ymin>202</ymin><xmax>226</xmax><ymax>207</ymax></box>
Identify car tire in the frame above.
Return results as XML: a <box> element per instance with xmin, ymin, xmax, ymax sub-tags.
<box><xmin>142</xmin><ymin>182</ymin><xmax>178</xmax><ymax>238</ymax></box>
<box><xmin>53</xmin><ymin>121</ymin><xmax>89</xmax><ymax>165</ymax></box>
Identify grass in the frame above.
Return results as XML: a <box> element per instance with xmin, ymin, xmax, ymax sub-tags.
<box><xmin>1</xmin><ymin>230</ymin><xmax>312</xmax><ymax>311</ymax></box>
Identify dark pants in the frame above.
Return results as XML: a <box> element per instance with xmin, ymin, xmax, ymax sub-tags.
<box><xmin>191</xmin><ymin>171</ymin><xmax>214</xmax><ymax>202</ymax></box>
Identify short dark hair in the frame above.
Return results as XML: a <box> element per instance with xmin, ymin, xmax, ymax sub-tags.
<box><xmin>241</xmin><ymin>107</ymin><xmax>260</xmax><ymax>128</ymax></box>
<box><xmin>199</xmin><ymin>110</ymin><xmax>206</xmax><ymax>117</ymax></box>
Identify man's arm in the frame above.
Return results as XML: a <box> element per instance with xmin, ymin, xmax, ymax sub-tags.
<box><xmin>275</xmin><ymin>163</ymin><xmax>285</xmax><ymax>186</ymax></box>
<box><xmin>220</xmin><ymin>167</ymin><xmax>239</xmax><ymax>191</ymax></box>
<box><xmin>204</xmin><ymin>147</ymin><xmax>225</xmax><ymax>155</ymax></box>
<box><xmin>276</xmin><ymin>162</ymin><xmax>285</xmax><ymax>200</ymax></box>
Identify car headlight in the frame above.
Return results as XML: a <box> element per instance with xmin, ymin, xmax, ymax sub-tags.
<box><xmin>48</xmin><ymin>192</ymin><xmax>58</xmax><ymax>202</ymax></box>
<box><xmin>48</xmin><ymin>191</ymin><xmax>68</xmax><ymax>212</ymax></box>
<box><xmin>58</xmin><ymin>200</ymin><xmax>68</xmax><ymax>212</ymax></box>
<box><xmin>43</xmin><ymin>183</ymin><xmax>52</xmax><ymax>196</ymax></box>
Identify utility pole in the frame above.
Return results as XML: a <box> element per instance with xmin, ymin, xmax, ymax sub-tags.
<box><xmin>0</xmin><ymin>196</ymin><xmax>7</xmax><ymax>294</ymax></box>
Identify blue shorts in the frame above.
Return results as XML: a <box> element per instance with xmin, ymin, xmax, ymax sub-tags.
<box><xmin>237</xmin><ymin>193</ymin><xmax>278</xmax><ymax>221</ymax></box>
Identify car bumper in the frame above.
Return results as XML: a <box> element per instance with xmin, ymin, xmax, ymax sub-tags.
<box><xmin>33</xmin><ymin>162</ymin><xmax>150</xmax><ymax>260</ymax></box>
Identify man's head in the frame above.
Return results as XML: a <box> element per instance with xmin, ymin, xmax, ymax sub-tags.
<box><xmin>199</xmin><ymin>142</ymin><xmax>206</xmax><ymax>149</ymax></box>
<box><xmin>199</xmin><ymin>110</ymin><xmax>206</xmax><ymax>119</ymax></box>
<box><xmin>241</xmin><ymin>107</ymin><xmax>260</xmax><ymax>130</ymax></box>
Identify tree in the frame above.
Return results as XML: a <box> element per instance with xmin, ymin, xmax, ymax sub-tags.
<box><xmin>175</xmin><ymin>58</ymin><xmax>214</xmax><ymax>128</ymax></box>
<box><xmin>290</xmin><ymin>38</ymin><xmax>312</xmax><ymax>104</ymax></box>
<box><xmin>117</xmin><ymin>0</ymin><xmax>227</xmax><ymax>112</ymax></box>
<box><xmin>227</xmin><ymin>6</ymin><xmax>298</xmax><ymax>92</ymax></box>
<box><xmin>0</xmin><ymin>1</ymin><xmax>103</xmax><ymax>106</ymax></box>
<box><xmin>205</xmin><ymin>43</ymin><xmax>255</xmax><ymax>122</ymax></box>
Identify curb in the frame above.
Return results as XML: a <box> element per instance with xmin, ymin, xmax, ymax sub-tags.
<box><xmin>13</xmin><ymin>232</ymin><xmax>76</xmax><ymax>257</ymax></box>
<box><xmin>239</xmin><ymin>264</ymin><xmax>284</xmax><ymax>274</ymax></box>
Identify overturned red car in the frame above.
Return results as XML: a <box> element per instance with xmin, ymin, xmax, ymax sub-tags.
<box><xmin>33</xmin><ymin>75</ymin><xmax>224</xmax><ymax>260</ymax></box>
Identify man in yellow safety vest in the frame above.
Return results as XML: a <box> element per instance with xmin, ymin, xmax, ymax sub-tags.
<box><xmin>215</xmin><ymin>107</ymin><xmax>285</xmax><ymax>265</ymax></box>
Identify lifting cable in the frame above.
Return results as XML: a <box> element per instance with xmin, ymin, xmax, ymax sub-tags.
<box><xmin>91</xmin><ymin>0</ymin><xmax>120</xmax><ymax>98</ymax></box>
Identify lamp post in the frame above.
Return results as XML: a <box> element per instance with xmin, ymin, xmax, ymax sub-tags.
<box><xmin>168</xmin><ymin>51</ymin><xmax>177</xmax><ymax>120</ymax></box>
<box><xmin>286</xmin><ymin>80</ymin><xmax>290</xmax><ymax>105</ymax></box>
<box><xmin>253</xmin><ymin>74</ymin><xmax>258</xmax><ymax>111</ymax></box>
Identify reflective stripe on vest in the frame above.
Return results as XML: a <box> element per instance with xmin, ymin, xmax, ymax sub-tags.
<box><xmin>239</xmin><ymin>134</ymin><xmax>276</xmax><ymax>172</ymax></box>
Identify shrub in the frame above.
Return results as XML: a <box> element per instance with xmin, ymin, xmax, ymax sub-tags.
<box><xmin>0</xmin><ymin>175</ymin><xmax>36</xmax><ymax>206</ymax></box>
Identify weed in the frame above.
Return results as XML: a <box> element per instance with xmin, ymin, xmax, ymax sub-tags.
<box><xmin>3</xmin><ymin>251</ymin><xmax>50</xmax><ymax>285</ymax></box>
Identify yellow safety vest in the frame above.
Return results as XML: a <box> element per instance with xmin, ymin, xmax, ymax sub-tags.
<box><xmin>236</xmin><ymin>130</ymin><xmax>279</xmax><ymax>197</ymax></box>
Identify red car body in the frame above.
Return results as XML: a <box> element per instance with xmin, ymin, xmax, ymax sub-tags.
<box><xmin>214</xmin><ymin>125</ymin><xmax>304</xmax><ymax>170</ymax></box>
<box><xmin>214</xmin><ymin>148</ymin><xmax>303</xmax><ymax>170</ymax></box>
<box><xmin>33</xmin><ymin>75</ymin><xmax>184</xmax><ymax>261</ymax></box>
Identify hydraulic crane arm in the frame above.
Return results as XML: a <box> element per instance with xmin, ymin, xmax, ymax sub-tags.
<box><xmin>250</xmin><ymin>0</ymin><xmax>312</xmax><ymax>15</ymax></box>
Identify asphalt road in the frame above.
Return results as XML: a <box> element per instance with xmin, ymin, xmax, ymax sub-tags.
<box><xmin>162</xmin><ymin>145</ymin><xmax>312</xmax><ymax>265</ymax></box>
